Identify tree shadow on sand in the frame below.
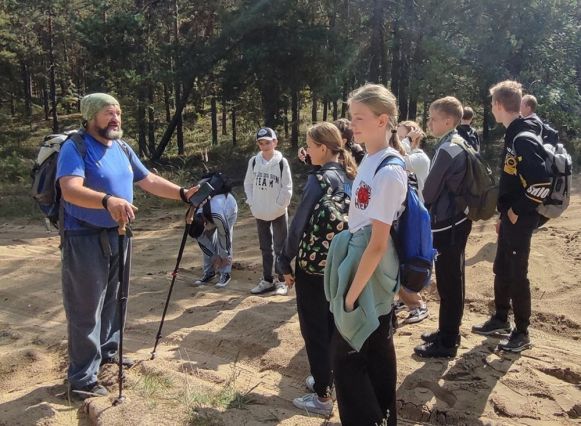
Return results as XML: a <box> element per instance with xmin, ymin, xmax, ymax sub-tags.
<box><xmin>0</xmin><ymin>383</ymin><xmax>90</xmax><ymax>426</ymax></box>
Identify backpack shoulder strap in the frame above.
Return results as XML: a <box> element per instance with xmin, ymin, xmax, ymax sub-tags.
<box><xmin>514</xmin><ymin>131</ymin><xmax>543</xmax><ymax>144</ymax></box>
<box><xmin>374</xmin><ymin>155</ymin><xmax>405</xmax><ymax>176</ymax></box>
<box><xmin>252</xmin><ymin>156</ymin><xmax>256</xmax><ymax>169</ymax></box>
<box><xmin>279</xmin><ymin>158</ymin><xmax>284</xmax><ymax>176</ymax></box>
<box><xmin>116</xmin><ymin>139</ymin><xmax>132</xmax><ymax>160</ymax></box>
<box><xmin>67</xmin><ymin>130</ymin><xmax>87</xmax><ymax>158</ymax></box>
<box><xmin>513</xmin><ymin>131</ymin><xmax>544</xmax><ymax>156</ymax></box>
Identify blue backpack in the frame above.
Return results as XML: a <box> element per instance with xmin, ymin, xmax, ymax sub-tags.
<box><xmin>375</xmin><ymin>156</ymin><xmax>436</xmax><ymax>292</ymax></box>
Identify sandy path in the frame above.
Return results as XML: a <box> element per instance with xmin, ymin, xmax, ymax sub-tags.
<box><xmin>1</xmin><ymin>181</ymin><xmax>580</xmax><ymax>425</ymax></box>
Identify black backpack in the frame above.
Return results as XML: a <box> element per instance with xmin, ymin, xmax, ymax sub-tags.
<box><xmin>457</xmin><ymin>125</ymin><xmax>480</xmax><ymax>152</ymax></box>
<box><xmin>541</xmin><ymin>123</ymin><xmax>559</xmax><ymax>146</ymax></box>
<box><xmin>199</xmin><ymin>171</ymin><xmax>233</xmax><ymax>224</ymax></box>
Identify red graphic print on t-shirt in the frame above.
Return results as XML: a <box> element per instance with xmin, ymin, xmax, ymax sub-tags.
<box><xmin>355</xmin><ymin>181</ymin><xmax>371</xmax><ymax>209</ymax></box>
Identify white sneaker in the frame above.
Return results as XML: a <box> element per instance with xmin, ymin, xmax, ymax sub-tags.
<box><xmin>250</xmin><ymin>279</ymin><xmax>275</xmax><ymax>294</ymax></box>
<box><xmin>293</xmin><ymin>393</ymin><xmax>333</xmax><ymax>417</ymax></box>
<box><xmin>274</xmin><ymin>282</ymin><xmax>288</xmax><ymax>296</ymax></box>
<box><xmin>403</xmin><ymin>304</ymin><xmax>429</xmax><ymax>324</ymax></box>
<box><xmin>305</xmin><ymin>375</ymin><xmax>315</xmax><ymax>392</ymax></box>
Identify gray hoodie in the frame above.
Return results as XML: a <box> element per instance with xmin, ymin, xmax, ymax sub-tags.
<box><xmin>243</xmin><ymin>150</ymin><xmax>293</xmax><ymax>221</ymax></box>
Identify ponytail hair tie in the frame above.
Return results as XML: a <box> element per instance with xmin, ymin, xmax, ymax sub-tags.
<box><xmin>391</xmin><ymin>129</ymin><xmax>397</xmax><ymax>134</ymax></box>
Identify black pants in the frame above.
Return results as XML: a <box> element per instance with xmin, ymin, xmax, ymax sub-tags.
<box><xmin>331</xmin><ymin>313</ymin><xmax>397</xmax><ymax>426</ymax></box>
<box><xmin>493</xmin><ymin>213</ymin><xmax>539</xmax><ymax>333</ymax></box>
<box><xmin>295</xmin><ymin>266</ymin><xmax>334</xmax><ymax>398</ymax></box>
<box><xmin>433</xmin><ymin>219</ymin><xmax>472</xmax><ymax>347</ymax></box>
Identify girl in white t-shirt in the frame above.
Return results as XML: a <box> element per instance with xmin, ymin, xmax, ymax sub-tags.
<box><xmin>328</xmin><ymin>83</ymin><xmax>407</xmax><ymax>426</ymax></box>
<box><xmin>394</xmin><ymin>120</ymin><xmax>431</xmax><ymax>324</ymax></box>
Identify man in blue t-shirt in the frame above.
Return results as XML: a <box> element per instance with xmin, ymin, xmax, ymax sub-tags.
<box><xmin>57</xmin><ymin>93</ymin><xmax>199</xmax><ymax>399</ymax></box>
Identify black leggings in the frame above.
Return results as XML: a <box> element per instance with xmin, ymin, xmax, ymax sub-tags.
<box><xmin>295</xmin><ymin>266</ymin><xmax>334</xmax><ymax>398</ymax></box>
<box><xmin>331</xmin><ymin>313</ymin><xmax>397</xmax><ymax>426</ymax></box>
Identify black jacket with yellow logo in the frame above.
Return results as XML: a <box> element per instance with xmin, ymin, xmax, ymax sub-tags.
<box><xmin>498</xmin><ymin>117</ymin><xmax>551</xmax><ymax>216</ymax></box>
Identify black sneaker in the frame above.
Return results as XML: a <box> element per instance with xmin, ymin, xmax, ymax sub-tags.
<box><xmin>215</xmin><ymin>273</ymin><xmax>231</xmax><ymax>288</ymax></box>
<box><xmin>69</xmin><ymin>382</ymin><xmax>108</xmax><ymax>400</ymax></box>
<box><xmin>472</xmin><ymin>317</ymin><xmax>511</xmax><ymax>336</ymax></box>
<box><xmin>421</xmin><ymin>330</ymin><xmax>440</xmax><ymax>343</ymax></box>
<box><xmin>100</xmin><ymin>355</ymin><xmax>135</xmax><ymax>368</ymax></box>
<box><xmin>420</xmin><ymin>330</ymin><xmax>461</xmax><ymax>345</ymax></box>
<box><xmin>497</xmin><ymin>330</ymin><xmax>531</xmax><ymax>352</ymax></box>
<box><xmin>194</xmin><ymin>272</ymin><xmax>216</xmax><ymax>285</ymax></box>
<box><xmin>414</xmin><ymin>339</ymin><xmax>458</xmax><ymax>358</ymax></box>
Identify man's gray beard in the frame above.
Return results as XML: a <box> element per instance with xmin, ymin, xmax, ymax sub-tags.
<box><xmin>97</xmin><ymin>126</ymin><xmax>123</xmax><ymax>140</ymax></box>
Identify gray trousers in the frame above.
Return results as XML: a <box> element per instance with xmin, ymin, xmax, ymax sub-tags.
<box><xmin>256</xmin><ymin>213</ymin><xmax>288</xmax><ymax>282</ymax></box>
<box><xmin>197</xmin><ymin>209</ymin><xmax>237</xmax><ymax>275</ymax></box>
<box><xmin>61</xmin><ymin>228</ymin><xmax>130</xmax><ymax>388</ymax></box>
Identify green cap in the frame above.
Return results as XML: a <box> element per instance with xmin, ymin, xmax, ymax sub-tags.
<box><xmin>80</xmin><ymin>93</ymin><xmax>120</xmax><ymax>121</ymax></box>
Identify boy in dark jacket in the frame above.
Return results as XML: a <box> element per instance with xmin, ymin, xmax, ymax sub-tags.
<box><xmin>456</xmin><ymin>106</ymin><xmax>480</xmax><ymax>152</ymax></box>
<box><xmin>472</xmin><ymin>80</ymin><xmax>551</xmax><ymax>352</ymax></box>
<box><xmin>414</xmin><ymin>96</ymin><xmax>472</xmax><ymax>358</ymax></box>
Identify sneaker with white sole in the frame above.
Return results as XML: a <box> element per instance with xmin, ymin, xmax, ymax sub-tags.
<box><xmin>274</xmin><ymin>282</ymin><xmax>288</xmax><ymax>296</ymax></box>
<box><xmin>497</xmin><ymin>330</ymin><xmax>531</xmax><ymax>352</ymax></box>
<box><xmin>393</xmin><ymin>300</ymin><xmax>406</xmax><ymax>313</ymax></box>
<box><xmin>403</xmin><ymin>305</ymin><xmax>429</xmax><ymax>324</ymax></box>
<box><xmin>69</xmin><ymin>382</ymin><xmax>108</xmax><ymax>400</ymax></box>
<box><xmin>305</xmin><ymin>375</ymin><xmax>315</xmax><ymax>392</ymax></box>
<box><xmin>215</xmin><ymin>273</ymin><xmax>231</xmax><ymax>288</ymax></box>
<box><xmin>194</xmin><ymin>272</ymin><xmax>216</xmax><ymax>285</ymax></box>
<box><xmin>250</xmin><ymin>279</ymin><xmax>275</xmax><ymax>294</ymax></box>
<box><xmin>293</xmin><ymin>393</ymin><xmax>333</xmax><ymax>417</ymax></box>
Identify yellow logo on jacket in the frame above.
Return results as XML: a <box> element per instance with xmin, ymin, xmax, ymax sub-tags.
<box><xmin>504</xmin><ymin>154</ymin><xmax>517</xmax><ymax>176</ymax></box>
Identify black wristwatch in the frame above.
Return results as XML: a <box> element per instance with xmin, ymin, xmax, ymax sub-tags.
<box><xmin>102</xmin><ymin>194</ymin><xmax>112</xmax><ymax>210</ymax></box>
<box><xmin>179</xmin><ymin>187</ymin><xmax>189</xmax><ymax>203</ymax></box>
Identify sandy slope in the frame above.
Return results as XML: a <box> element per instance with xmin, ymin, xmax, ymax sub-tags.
<box><xmin>1</xmin><ymin>179</ymin><xmax>580</xmax><ymax>425</ymax></box>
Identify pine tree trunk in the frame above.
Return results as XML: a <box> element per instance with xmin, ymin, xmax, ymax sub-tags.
<box><xmin>291</xmin><ymin>90</ymin><xmax>299</xmax><ymax>147</ymax></box>
<box><xmin>163</xmin><ymin>83</ymin><xmax>172</xmax><ymax>122</ymax></box>
<box><xmin>341</xmin><ymin>86</ymin><xmax>347</xmax><ymax>118</ymax></box>
<box><xmin>408</xmin><ymin>89</ymin><xmax>418</xmax><ymax>120</ymax></box>
<box><xmin>332</xmin><ymin>100</ymin><xmax>338</xmax><ymax>121</ymax></box>
<box><xmin>482</xmin><ymin>99</ymin><xmax>490</xmax><ymax>141</ymax></box>
<box><xmin>42</xmin><ymin>83</ymin><xmax>49</xmax><ymax>121</ymax></box>
<box><xmin>322</xmin><ymin>98</ymin><xmax>328</xmax><ymax>121</ymax></box>
<box><xmin>173</xmin><ymin>0</ymin><xmax>184</xmax><ymax>155</ymax></box>
<box><xmin>231</xmin><ymin>107</ymin><xmax>237</xmax><ymax>146</ymax></box>
<box><xmin>311</xmin><ymin>95</ymin><xmax>318</xmax><ymax>123</ymax></box>
<box><xmin>10</xmin><ymin>91</ymin><xmax>16</xmax><ymax>116</ymax></box>
<box><xmin>20</xmin><ymin>61</ymin><xmax>32</xmax><ymax>118</ymax></box>
<box><xmin>211</xmin><ymin>96</ymin><xmax>218</xmax><ymax>145</ymax></box>
<box><xmin>390</xmin><ymin>17</ymin><xmax>401</xmax><ymax>99</ymax></box>
<box><xmin>221</xmin><ymin>95</ymin><xmax>227</xmax><ymax>135</ymax></box>
<box><xmin>147</xmin><ymin>83</ymin><xmax>156</xmax><ymax>154</ymax></box>
<box><xmin>48</xmin><ymin>12</ymin><xmax>59</xmax><ymax>132</ymax></box>
<box><xmin>284</xmin><ymin>103</ymin><xmax>289</xmax><ymax>138</ymax></box>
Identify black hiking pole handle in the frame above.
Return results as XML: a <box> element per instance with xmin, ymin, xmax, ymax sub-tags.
<box><xmin>151</xmin><ymin>206</ymin><xmax>195</xmax><ymax>360</ymax></box>
<box><xmin>114</xmin><ymin>222</ymin><xmax>128</xmax><ymax>406</ymax></box>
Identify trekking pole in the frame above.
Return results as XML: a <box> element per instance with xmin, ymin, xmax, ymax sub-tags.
<box><xmin>151</xmin><ymin>205</ymin><xmax>195</xmax><ymax>360</ymax></box>
<box><xmin>114</xmin><ymin>221</ymin><xmax>131</xmax><ymax>406</ymax></box>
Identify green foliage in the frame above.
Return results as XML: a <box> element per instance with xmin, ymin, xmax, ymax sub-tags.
<box><xmin>0</xmin><ymin>0</ymin><xmax>579</xmax><ymax>159</ymax></box>
<box><xmin>0</xmin><ymin>151</ymin><xmax>31</xmax><ymax>183</ymax></box>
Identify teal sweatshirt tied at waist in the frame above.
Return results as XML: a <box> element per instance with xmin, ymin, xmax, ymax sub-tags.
<box><xmin>324</xmin><ymin>226</ymin><xmax>400</xmax><ymax>351</ymax></box>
